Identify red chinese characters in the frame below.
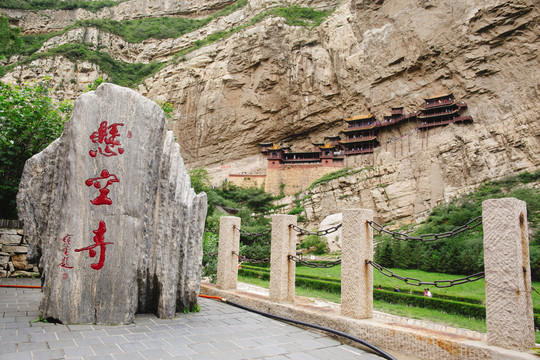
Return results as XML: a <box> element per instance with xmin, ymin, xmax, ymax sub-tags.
<box><xmin>59</xmin><ymin>234</ymin><xmax>74</xmax><ymax>269</ymax></box>
<box><xmin>85</xmin><ymin>170</ymin><xmax>119</xmax><ymax>205</ymax></box>
<box><xmin>89</xmin><ymin>121</ymin><xmax>124</xmax><ymax>157</ymax></box>
<box><xmin>75</xmin><ymin>221</ymin><xmax>114</xmax><ymax>270</ymax></box>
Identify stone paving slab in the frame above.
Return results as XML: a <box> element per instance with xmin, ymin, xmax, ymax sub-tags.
<box><xmin>0</xmin><ymin>278</ymin><xmax>383</xmax><ymax>359</ymax></box>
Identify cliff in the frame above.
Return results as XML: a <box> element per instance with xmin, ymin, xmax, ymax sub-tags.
<box><xmin>2</xmin><ymin>0</ymin><xmax>539</xmax><ymax>226</ymax></box>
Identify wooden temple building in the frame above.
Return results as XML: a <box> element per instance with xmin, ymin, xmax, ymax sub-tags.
<box><xmin>259</xmin><ymin>142</ymin><xmax>344</xmax><ymax>169</ymax></box>
<box><xmin>260</xmin><ymin>93</ymin><xmax>472</xmax><ymax>167</ymax></box>
<box><xmin>417</xmin><ymin>94</ymin><xmax>473</xmax><ymax>129</ymax></box>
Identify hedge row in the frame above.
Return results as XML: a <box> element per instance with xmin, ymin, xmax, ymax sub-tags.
<box><xmin>376</xmin><ymin>285</ymin><xmax>483</xmax><ymax>305</ymax></box>
<box><xmin>373</xmin><ymin>290</ymin><xmax>485</xmax><ymax>319</ymax></box>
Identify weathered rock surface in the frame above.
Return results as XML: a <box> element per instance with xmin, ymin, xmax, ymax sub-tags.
<box><xmin>2</xmin><ymin>0</ymin><xmax>540</xmax><ymax>226</ymax></box>
<box><xmin>17</xmin><ymin>83</ymin><xmax>207</xmax><ymax>324</ymax></box>
<box><xmin>1</xmin><ymin>0</ymin><xmax>236</xmax><ymax>34</ymax></box>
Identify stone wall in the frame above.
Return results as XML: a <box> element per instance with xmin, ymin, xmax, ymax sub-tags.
<box><xmin>0</xmin><ymin>228</ymin><xmax>39</xmax><ymax>278</ymax></box>
<box><xmin>227</xmin><ymin>174</ymin><xmax>266</xmax><ymax>189</ymax></box>
<box><xmin>265</xmin><ymin>165</ymin><xmax>343</xmax><ymax>196</ymax></box>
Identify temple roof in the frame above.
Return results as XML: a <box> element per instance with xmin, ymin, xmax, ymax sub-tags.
<box><xmin>344</xmin><ymin>114</ymin><xmax>374</xmax><ymax>122</ymax></box>
<box><xmin>423</xmin><ymin>93</ymin><xmax>454</xmax><ymax>101</ymax></box>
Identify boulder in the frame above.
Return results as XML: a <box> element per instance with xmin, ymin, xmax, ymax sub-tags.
<box><xmin>17</xmin><ymin>83</ymin><xmax>207</xmax><ymax>324</ymax></box>
<box><xmin>319</xmin><ymin>213</ymin><xmax>342</xmax><ymax>253</ymax></box>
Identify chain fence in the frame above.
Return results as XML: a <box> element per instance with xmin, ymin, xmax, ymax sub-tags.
<box><xmin>233</xmin><ymin>225</ymin><xmax>271</xmax><ymax>238</ymax></box>
<box><xmin>232</xmin><ymin>251</ymin><xmax>271</xmax><ymax>264</ymax></box>
<box><xmin>366</xmin><ymin>260</ymin><xmax>485</xmax><ymax>288</ymax></box>
<box><xmin>288</xmin><ymin>255</ymin><xmax>341</xmax><ymax>268</ymax></box>
<box><xmin>367</xmin><ymin>216</ymin><xmax>482</xmax><ymax>242</ymax></box>
<box><xmin>289</xmin><ymin>224</ymin><xmax>342</xmax><ymax>237</ymax></box>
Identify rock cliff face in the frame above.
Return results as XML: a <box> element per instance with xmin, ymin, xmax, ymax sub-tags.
<box><xmin>2</xmin><ymin>0</ymin><xmax>539</xmax><ymax>225</ymax></box>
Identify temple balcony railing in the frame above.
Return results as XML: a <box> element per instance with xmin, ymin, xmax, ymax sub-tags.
<box><xmin>418</xmin><ymin>108</ymin><xmax>459</xmax><ymax>119</ymax></box>
<box><xmin>422</xmin><ymin>99</ymin><xmax>455</xmax><ymax>109</ymax></box>
<box><xmin>418</xmin><ymin>116</ymin><xmax>473</xmax><ymax>129</ymax></box>
<box><xmin>282</xmin><ymin>156</ymin><xmax>321</xmax><ymax>162</ymax></box>
<box><xmin>343</xmin><ymin>148</ymin><xmax>375</xmax><ymax>155</ymax></box>
<box><xmin>340</xmin><ymin>135</ymin><xmax>377</xmax><ymax>144</ymax></box>
<box><xmin>342</xmin><ymin>123</ymin><xmax>377</xmax><ymax>131</ymax></box>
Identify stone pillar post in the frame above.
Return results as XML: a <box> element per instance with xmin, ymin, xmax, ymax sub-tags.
<box><xmin>269</xmin><ymin>214</ymin><xmax>297</xmax><ymax>303</ymax></box>
<box><xmin>341</xmin><ymin>209</ymin><xmax>373</xmax><ymax>319</ymax></box>
<box><xmin>216</xmin><ymin>216</ymin><xmax>241</xmax><ymax>290</ymax></box>
<box><xmin>482</xmin><ymin>198</ymin><xmax>534</xmax><ymax>350</ymax></box>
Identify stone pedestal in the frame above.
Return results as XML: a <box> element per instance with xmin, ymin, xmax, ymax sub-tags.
<box><xmin>341</xmin><ymin>209</ymin><xmax>373</xmax><ymax>319</ymax></box>
<box><xmin>216</xmin><ymin>216</ymin><xmax>240</xmax><ymax>290</ymax></box>
<box><xmin>269</xmin><ymin>214</ymin><xmax>297</xmax><ymax>303</ymax></box>
<box><xmin>17</xmin><ymin>83</ymin><xmax>207</xmax><ymax>324</ymax></box>
<box><xmin>482</xmin><ymin>198</ymin><xmax>534</xmax><ymax>350</ymax></box>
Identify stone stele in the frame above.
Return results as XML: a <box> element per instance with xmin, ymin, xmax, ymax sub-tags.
<box><xmin>17</xmin><ymin>83</ymin><xmax>207</xmax><ymax>325</ymax></box>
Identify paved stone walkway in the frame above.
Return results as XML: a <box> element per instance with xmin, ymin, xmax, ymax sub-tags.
<box><xmin>0</xmin><ymin>279</ymin><xmax>383</xmax><ymax>360</ymax></box>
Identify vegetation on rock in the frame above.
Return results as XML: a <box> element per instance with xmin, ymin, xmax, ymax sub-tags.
<box><xmin>73</xmin><ymin>0</ymin><xmax>248</xmax><ymax>43</ymax></box>
<box><xmin>0</xmin><ymin>3</ymin><xmax>333</xmax><ymax>86</ymax></box>
<box><xmin>0</xmin><ymin>0</ymin><xmax>126</xmax><ymax>12</ymax></box>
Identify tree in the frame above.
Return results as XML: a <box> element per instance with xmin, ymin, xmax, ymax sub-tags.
<box><xmin>188</xmin><ymin>167</ymin><xmax>211</xmax><ymax>194</ymax></box>
<box><xmin>0</xmin><ymin>80</ymin><xmax>72</xmax><ymax>219</ymax></box>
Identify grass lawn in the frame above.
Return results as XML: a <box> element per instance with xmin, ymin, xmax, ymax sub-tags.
<box><xmin>239</xmin><ymin>266</ymin><xmax>540</xmax><ymax>342</ymax></box>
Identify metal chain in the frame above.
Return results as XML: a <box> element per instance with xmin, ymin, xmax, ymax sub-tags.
<box><xmin>367</xmin><ymin>216</ymin><xmax>482</xmax><ymax>242</ymax></box>
<box><xmin>366</xmin><ymin>260</ymin><xmax>485</xmax><ymax>288</ymax></box>
<box><xmin>288</xmin><ymin>255</ymin><xmax>342</xmax><ymax>268</ymax></box>
<box><xmin>233</xmin><ymin>225</ymin><xmax>271</xmax><ymax>238</ymax></box>
<box><xmin>205</xmin><ymin>227</ymin><xmax>219</xmax><ymax>233</ymax></box>
<box><xmin>203</xmin><ymin>251</ymin><xmax>218</xmax><ymax>257</ymax></box>
<box><xmin>233</xmin><ymin>251</ymin><xmax>271</xmax><ymax>264</ymax></box>
<box><xmin>289</xmin><ymin>223</ymin><xmax>342</xmax><ymax>237</ymax></box>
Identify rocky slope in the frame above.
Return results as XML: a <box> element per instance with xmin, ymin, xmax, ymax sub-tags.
<box><xmin>2</xmin><ymin>0</ymin><xmax>539</xmax><ymax>225</ymax></box>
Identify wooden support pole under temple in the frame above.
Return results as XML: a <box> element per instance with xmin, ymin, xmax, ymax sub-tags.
<box><xmin>482</xmin><ymin>198</ymin><xmax>534</xmax><ymax>351</ymax></box>
<box><xmin>216</xmin><ymin>216</ymin><xmax>240</xmax><ymax>290</ymax></box>
<box><xmin>341</xmin><ymin>209</ymin><xmax>373</xmax><ymax>319</ymax></box>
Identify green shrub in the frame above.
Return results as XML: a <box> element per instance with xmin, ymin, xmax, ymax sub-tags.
<box><xmin>298</xmin><ymin>234</ymin><xmax>328</xmax><ymax>255</ymax></box>
<box><xmin>270</xmin><ymin>6</ymin><xmax>332</xmax><ymax>27</ymax></box>
<box><xmin>202</xmin><ymin>232</ymin><xmax>219</xmax><ymax>282</ymax></box>
<box><xmin>518</xmin><ymin>170</ymin><xmax>540</xmax><ymax>184</ymax></box>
